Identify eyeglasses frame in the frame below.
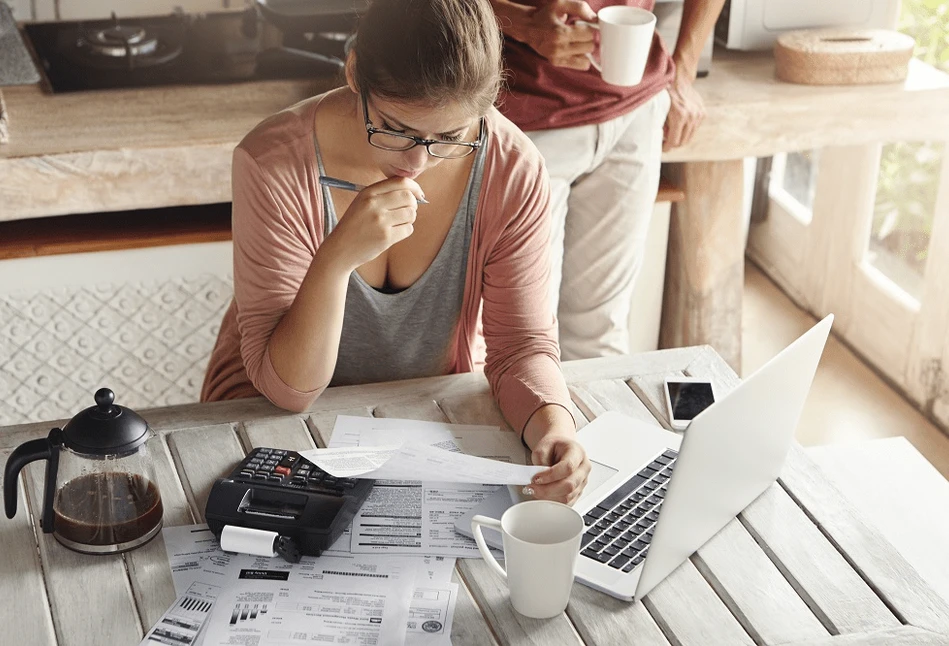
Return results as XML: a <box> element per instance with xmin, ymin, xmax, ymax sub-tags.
<box><xmin>361</xmin><ymin>92</ymin><xmax>484</xmax><ymax>159</ymax></box>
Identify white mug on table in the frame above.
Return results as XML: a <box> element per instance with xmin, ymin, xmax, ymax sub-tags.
<box><xmin>471</xmin><ymin>500</ymin><xmax>584</xmax><ymax>619</ymax></box>
<box><xmin>581</xmin><ymin>6</ymin><xmax>656</xmax><ymax>87</ymax></box>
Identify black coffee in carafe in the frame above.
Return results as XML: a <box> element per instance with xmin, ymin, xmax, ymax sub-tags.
<box><xmin>5</xmin><ymin>388</ymin><xmax>164</xmax><ymax>555</ymax></box>
<box><xmin>54</xmin><ymin>472</ymin><xmax>163</xmax><ymax>546</ymax></box>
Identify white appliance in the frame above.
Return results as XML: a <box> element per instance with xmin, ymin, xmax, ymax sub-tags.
<box><xmin>456</xmin><ymin>314</ymin><xmax>834</xmax><ymax>601</ymax></box>
<box><xmin>715</xmin><ymin>0</ymin><xmax>899</xmax><ymax>51</ymax></box>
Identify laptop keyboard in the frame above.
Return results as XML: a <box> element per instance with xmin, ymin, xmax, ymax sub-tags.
<box><xmin>579</xmin><ymin>449</ymin><xmax>678</xmax><ymax>573</ymax></box>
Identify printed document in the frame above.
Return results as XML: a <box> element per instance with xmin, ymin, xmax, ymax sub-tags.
<box><xmin>140</xmin><ymin>582</ymin><xmax>219</xmax><ymax>646</ymax></box>
<box><xmin>162</xmin><ymin>525</ymin><xmax>457</xmax><ymax>645</ymax></box>
<box><xmin>301</xmin><ymin>442</ymin><xmax>542</xmax><ymax>484</ymax></box>
<box><xmin>311</xmin><ymin>416</ymin><xmax>524</xmax><ymax>557</ymax></box>
<box><xmin>201</xmin><ymin>569</ymin><xmax>415</xmax><ymax>646</ymax></box>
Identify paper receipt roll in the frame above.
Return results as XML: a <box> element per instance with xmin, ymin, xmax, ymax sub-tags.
<box><xmin>220</xmin><ymin>525</ymin><xmax>278</xmax><ymax>557</ymax></box>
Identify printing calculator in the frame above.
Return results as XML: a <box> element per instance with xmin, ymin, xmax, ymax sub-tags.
<box><xmin>205</xmin><ymin>447</ymin><xmax>373</xmax><ymax>561</ymax></box>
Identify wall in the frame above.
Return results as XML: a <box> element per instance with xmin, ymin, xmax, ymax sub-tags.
<box><xmin>0</xmin><ymin>241</ymin><xmax>232</xmax><ymax>425</ymax></box>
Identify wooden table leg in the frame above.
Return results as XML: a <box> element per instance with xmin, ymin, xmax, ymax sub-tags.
<box><xmin>660</xmin><ymin>159</ymin><xmax>746</xmax><ymax>372</ymax></box>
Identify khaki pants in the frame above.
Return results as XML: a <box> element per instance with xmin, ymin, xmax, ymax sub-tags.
<box><xmin>526</xmin><ymin>89</ymin><xmax>671</xmax><ymax>360</ymax></box>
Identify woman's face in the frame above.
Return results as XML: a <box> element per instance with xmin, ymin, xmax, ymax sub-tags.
<box><xmin>362</xmin><ymin>93</ymin><xmax>482</xmax><ymax>180</ymax></box>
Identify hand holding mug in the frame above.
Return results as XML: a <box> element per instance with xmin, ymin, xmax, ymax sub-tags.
<box><xmin>517</xmin><ymin>0</ymin><xmax>598</xmax><ymax>71</ymax></box>
<box><xmin>578</xmin><ymin>6</ymin><xmax>657</xmax><ymax>86</ymax></box>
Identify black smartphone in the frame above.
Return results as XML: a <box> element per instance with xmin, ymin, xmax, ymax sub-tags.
<box><xmin>663</xmin><ymin>378</ymin><xmax>716</xmax><ymax>430</ymax></box>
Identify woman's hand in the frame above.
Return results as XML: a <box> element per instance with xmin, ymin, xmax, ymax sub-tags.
<box><xmin>323</xmin><ymin>177</ymin><xmax>425</xmax><ymax>272</ymax></box>
<box><xmin>522</xmin><ymin>405</ymin><xmax>590</xmax><ymax>505</ymax></box>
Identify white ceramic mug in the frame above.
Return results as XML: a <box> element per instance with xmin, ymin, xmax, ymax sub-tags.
<box><xmin>471</xmin><ymin>500</ymin><xmax>584</xmax><ymax>619</ymax></box>
<box><xmin>582</xmin><ymin>6</ymin><xmax>656</xmax><ymax>86</ymax></box>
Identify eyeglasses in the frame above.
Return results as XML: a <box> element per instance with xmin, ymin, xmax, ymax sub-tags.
<box><xmin>362</xmin><ymin>92</ymin><xmax>484</xmax><ymax>159</ymax></box>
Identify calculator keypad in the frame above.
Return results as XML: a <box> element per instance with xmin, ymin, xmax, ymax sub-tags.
<box><xmin>232</xmin><ymin>447</ymin><xmax>357</xmax><ymax>496</ymax></box>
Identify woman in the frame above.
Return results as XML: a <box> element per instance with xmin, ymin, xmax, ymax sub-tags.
<box><xmin>202</xmin><ymin>0</ymin><xmax>590</xmax><ymax>504</ymax></box>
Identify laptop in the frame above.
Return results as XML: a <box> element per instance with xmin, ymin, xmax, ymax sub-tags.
<box><xmin>455</xmin><ymin>314</ymin><xmax>833</xmax><ymax>602</ymax></box>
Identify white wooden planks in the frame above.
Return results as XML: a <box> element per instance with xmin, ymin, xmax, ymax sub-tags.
<box><xmin>240</xmin><ymin>416</ymin><xmax>314</xmax><ymax>452</ymax></box>
<box><xmin>808</xmin><ymin>437</ymin><xmax>949</xmax><ymax>606</ymax></box>
<box><xmin>567</xmin><ymin>582</ymin><xmax>671</xmax><ymax>646</ymax></box>
<box><xmin>456</xmin><ymin>558</ymin><xmax>582</xmax><ymax>645</ymax></box>
<box><xmin>374</xmin><ymin>399</ymin><xmax>448</xmax><ymax>422</ymax></box>
<box><xmin>780</xmin><ymin>445</ymin><xmax>949</xmax><ymax>635</ymax></box>
<box><xmin>450</xmin><ymin>569</ymin><xmax>501</xmax><ymax>646</ymax></box>
<box><xmin>439</xmin><ymin>392</ymin><xmax>510</xmax><ymax>430</ymax></box>
<box><xmin>124</xmin><ymin>433</ymin><xmax>196</xmax><ymax>630</ymax></box>
<box><xmin>781</xmin><ymin>626</ymin><xmax>949</xmax><ymax>646</ymax></box>
<box><xmin>560</xmin><ymin>349</ymin><xmax>702</xmax><ymax>385</ymax></box>
<box><xmin>683</xmin><ymin>346</ymin><xmax>742</xmax><ymax>390</ymax></box>
<box><xmin>642</xmin><ymin>558</ymin><xmax>754</xmax><ymax>646</ymax></box>
<box><xmin>692</xmin><ymin>517</ymin><xmax>829</xmax><ymax>644</ymax></box>
<box><xmin>683</xmin><ymin>345</ymin><xmax>949</xmax><ymax>635</ymax></box>
<box><xmin>166</xmin><ymin>424</ymin><xmax>244</xmax><ymax>522</ymax></box>
<box><xmin>739</xmin><ymin>483</ymin><xmax>899</xmax><ymax>634</ymax></box>
<box><xmin>569</xmin><ymin>379</ymin><xmax>657</xmax><ymax>426</ymax></box>
<box><xmin>0</xmin><ymin>450</ymin><xmax>58</xmax><ymax>646</ymax></box>
<box><xmin>22</xmin><ymin>462</ymin><xmax>143</xmax><ymax>646</ymax></box>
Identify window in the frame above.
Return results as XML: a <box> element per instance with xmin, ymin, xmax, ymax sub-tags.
<box><xmin>769</xmin><ymin>150</ymin><xmax>820</xmax><ymax>224</ymax></box>
<box><xmin>868</xmin><ymin>0</ymin><xmax>948</xmax><ymax>300</ymax></box>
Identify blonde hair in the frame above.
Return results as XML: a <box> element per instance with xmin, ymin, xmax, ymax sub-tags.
<box><xmin>353</xmin><ymin>0</ymin><xmax>504</xmax><ymax>115</ymax></box>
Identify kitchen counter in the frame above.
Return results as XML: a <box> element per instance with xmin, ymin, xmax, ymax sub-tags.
<box><xmin>0</xmin><ymin>77</ymin><xmax>337</xmax><ymax>220</ymax></box>
<box><xmin>2</xmin><ymin>49</ymin><xmax>947</xmax><ymax>221</ymax></box>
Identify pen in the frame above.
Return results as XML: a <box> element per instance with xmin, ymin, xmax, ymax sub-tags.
<box><xmin>318</xmin><ymin>175</ymin><xmax>429</xmax><ymax>204</ymax></box>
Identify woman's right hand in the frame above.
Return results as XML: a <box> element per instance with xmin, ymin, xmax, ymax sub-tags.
<box><xmin>324</xmin><ymin>177</ymin><xmax>425</xmax><ymax>271</ymax></box>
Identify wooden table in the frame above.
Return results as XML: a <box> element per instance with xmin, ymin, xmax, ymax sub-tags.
<box><xmin>3</xmin><ymin>348</ymin><xmax>949</xmax><ymax>646</ymax></box>
<box><xmin>808</xmin><ymin>437</ymin><xmax>949</xmax><ymax>608</ymax></box>
<box><xmin>657</xmin><ymin>53</ymin><xmax>949</xmax><ymax>372</ymax></box>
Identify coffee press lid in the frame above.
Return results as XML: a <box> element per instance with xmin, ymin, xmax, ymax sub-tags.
<box><xmin>61</xmin><ymin>388</ymin><xmax>150</xmax><ymax>455</ymax></box>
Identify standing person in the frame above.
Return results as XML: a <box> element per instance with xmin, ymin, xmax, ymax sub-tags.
<box><xmin>489</xmin><ymin>0</ymin><xmax>725</xmax><ymax>359</ymax></box>
<box><xmin>202</xmin><ymin>0</ymin><xmax>590</xmax><ymax>504</ymax></box>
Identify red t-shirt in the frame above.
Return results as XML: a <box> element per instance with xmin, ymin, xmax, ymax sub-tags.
<box><xmin>498</xmin><ymin>0</ymin><xmax>675</xmax><ymax>131</ymax></box>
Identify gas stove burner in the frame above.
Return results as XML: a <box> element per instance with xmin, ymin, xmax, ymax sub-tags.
<box><xmin>81</xmin><ymin>23</ymin><xmax>158</xmax><ymax>58</ymax></box>
<box><xmin>23</xmin><ymin>9</ymin><xmax>358</xmax><ymax>93</ymax></box>
<box><xmin>71</xmin><ymin>12</ymin><xmax>184</xmax><ymax>71</ymax></box>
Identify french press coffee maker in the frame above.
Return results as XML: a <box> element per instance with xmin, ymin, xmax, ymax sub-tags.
<box><xmin>4</xmin><ymin>388</ymin><xmax>164</xmax><ymax>554</ymax></box>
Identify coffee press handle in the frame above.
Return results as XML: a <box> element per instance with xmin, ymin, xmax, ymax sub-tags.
<box><xmin>4</xmin><ymin>438</ymin><xmax>52</xmax><ymax>518</ymax></box>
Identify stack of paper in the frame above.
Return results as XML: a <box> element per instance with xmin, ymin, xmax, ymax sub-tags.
<box><xmin>303</xmin><ymin>416</ymin><xmax>532</xmax><ymax>558</ymax></box>
<box><xmin>146</xmin><ymin>416</ymin><xmax>532</xmax><ymax>646</ymax></box>
<box><xmin>154</xmin><ymin>524</ymin><xmax>456</xmax><ymax>646</ymax></box>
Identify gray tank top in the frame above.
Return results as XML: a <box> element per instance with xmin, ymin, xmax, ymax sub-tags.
<box><xmin>315</xmin><ymin>139</ymin><xmax>485</xmax><ymax>387</ymax></box>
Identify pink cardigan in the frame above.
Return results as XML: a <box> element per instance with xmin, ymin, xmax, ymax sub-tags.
<box><xmin>201</xmin><ymin>94</ymin><xmax>573</xmax><ymax>433</ymax></box>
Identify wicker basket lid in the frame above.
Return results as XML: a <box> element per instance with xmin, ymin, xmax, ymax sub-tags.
<box><xmin>775</xmin><ymin>28</ymin><xmax>915</xmax><ymax>86</ymax></box>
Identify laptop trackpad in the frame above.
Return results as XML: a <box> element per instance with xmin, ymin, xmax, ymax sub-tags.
<box><xmin>587</xmin><ymin>459</ymin><xmax>620</xmax><ymax>493</ymax></box>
